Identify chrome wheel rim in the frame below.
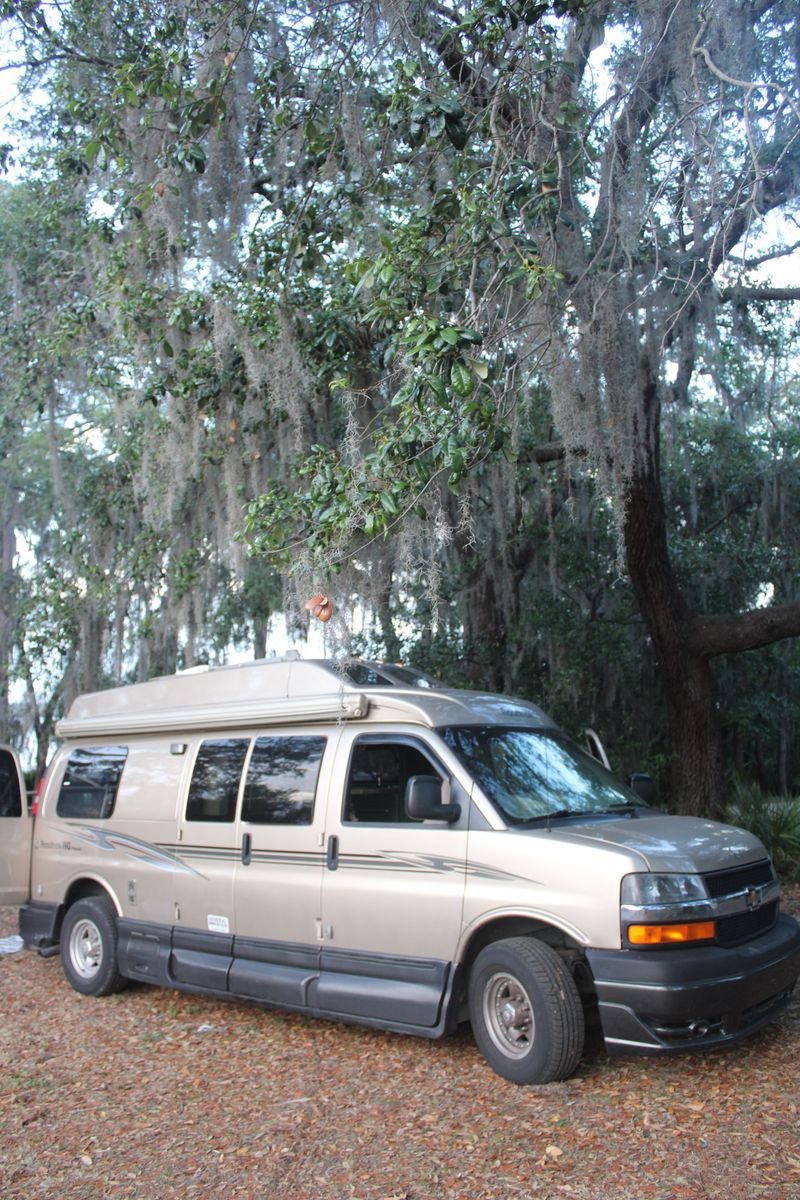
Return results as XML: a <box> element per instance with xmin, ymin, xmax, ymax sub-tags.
<box><xmin>69</xmin><ymin>918</ymin><xmax>103</xmax><ymax>979</ymax></box>
<box><xmin>482</xmin><ymin>971</ymin><xmax>534</xmax><ymax>1059</ymax></box>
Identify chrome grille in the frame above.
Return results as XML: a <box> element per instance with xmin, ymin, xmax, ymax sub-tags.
<box><xmin>700</xmin><ymin>860</ymin><xmax>779</xmax><ymax>946</ymax></box>
<box><xmin>703</xmin><ymin>859</ymin><xmax>775</xmax><ymax>899</ymax></box>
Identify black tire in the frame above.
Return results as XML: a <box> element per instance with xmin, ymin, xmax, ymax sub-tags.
<box><xmin>468</xmin><ymin>937</ymin><xmax>584</xmax><ymax>1084</ymax></box>
<box><xmin>60</xmin><ymin>896</ymin><xmax>126</xmax><ymax>997</ymax></box>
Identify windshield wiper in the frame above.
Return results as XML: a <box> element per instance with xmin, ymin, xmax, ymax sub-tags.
<box><xmin>518</xmin><ymin>803</ymin><xmax>646</xmax><ymax>826</ymax></box>
<box><xmin>518</xmin><ymin>809</ymin><xmax>580</xmax><ymax>826</ymax></box>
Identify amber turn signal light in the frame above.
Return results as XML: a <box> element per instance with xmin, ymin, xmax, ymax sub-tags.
<box><xmin>627</xmin><ymin>921</ymin><xmax>716</xmax><ymax>945</ymax></box>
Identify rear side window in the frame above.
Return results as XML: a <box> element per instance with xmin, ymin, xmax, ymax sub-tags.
<box><xmin>242</xmin><ymin>736</ymin><xmax>326</xmax><ymax>825</ymax></box>
<box><xmin>0</xmin><ymin>750</ymin><xmax>22</xmax><ymax>817</ymax></box>
<box><xmin>57</xmin><ymin>746</ymin><xmax>128</xmax><ymax>819</ymax></box>
<box><xmin>186</xmin><ymin>738</ymin><xmax>249</xmax><ymax>822</ymax></box>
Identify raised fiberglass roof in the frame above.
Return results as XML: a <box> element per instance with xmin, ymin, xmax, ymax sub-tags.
<box><xmin>55</xmin><ymin>656</ymin><xmax>557</xmax><ymax>739</ymax></box>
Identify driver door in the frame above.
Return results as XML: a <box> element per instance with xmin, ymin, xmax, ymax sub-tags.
<box><xmin>317</xmin><ymin>730</ymin><xmax>468</xmax><ymax>1027</ymax></box>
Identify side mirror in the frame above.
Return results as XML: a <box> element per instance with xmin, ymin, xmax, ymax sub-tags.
<box><xmin>629</xmin><ymin>773</ymin><xmax>657</xmax><ymax>805</ymax></box>
<box><xmin>405</xmin><ymin>775</ymin><xmax>461</xmax><ymax>824</ymax></box>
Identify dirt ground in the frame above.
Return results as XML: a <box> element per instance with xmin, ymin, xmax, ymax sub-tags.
<box><xmin>2</xmin><ymin>895</ymin><xmax>800</xmax><ymax>1200</ymax></box>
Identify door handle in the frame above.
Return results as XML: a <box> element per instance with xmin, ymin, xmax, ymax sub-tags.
<box><xmin>241</xmin><ymin>832</ymin><xmax>252</xmax><ymax>866</ymax></box>
<box><xmin>326</xmin><ymin>835</ymin><xmax>339</xmax><ymax>871</ymax></box>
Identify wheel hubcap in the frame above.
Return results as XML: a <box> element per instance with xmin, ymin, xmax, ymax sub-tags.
<box><xmin>69</xmin><ymin>918</ymin><xmax>103</xmax><ymax>979</ymax></box>
<box><xmin>483</xmin><ymin>971</ymin><xmax>535</xmax><ymax>1059</ymax></box>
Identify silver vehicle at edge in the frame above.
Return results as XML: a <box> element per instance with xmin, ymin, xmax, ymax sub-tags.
<box><xmin>2</xmin><ymin>655</ymin><xmax>799</xmax><ymax>1084</ymax></box>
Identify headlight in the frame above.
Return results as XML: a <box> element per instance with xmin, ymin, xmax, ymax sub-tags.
<box><xmin>621</xmin><ymin>873</ymin><xmax>708</xmax><ymax>906</ymax></box>
<box><xmin>621</xmin><ymin>873</ymin><xmax>715</xmax><ymax>947</ymax></box>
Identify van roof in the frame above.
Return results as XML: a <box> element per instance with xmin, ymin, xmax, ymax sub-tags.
<box><xmin>55</xmin><ymin>657</ymin><xmax>558</xmax><ymax>739</ymax></box>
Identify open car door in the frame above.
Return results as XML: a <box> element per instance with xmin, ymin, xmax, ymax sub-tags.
<box><xmin>585</xmin><ymin>728</ymin><xmax>611</xmax><ymax>770</ymax></box>
<box><xmin>0</xmin><ymin>744</ymin><xmax>31</xmax><ymax>904</ymax></box>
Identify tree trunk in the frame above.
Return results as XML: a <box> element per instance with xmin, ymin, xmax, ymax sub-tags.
<box><xmin>373</xmin><ymin>562</ymin><xmax>403</xmax><ymax>663</ymax></box>
<box><xmin>623</xmin><ymin>368</ymin><xmax>800</xmax><ymax>816</ymax></box>
<box><xmin>0</xmin><ymin>500</ymin><xmax>17</xmax><ymax>739</ymax></box>
<box><xmin>661</xmin><ymin>646</ymin><xmax>727</xmax><ymax>818</ymax></box>
<box><xmin>34</xmin><ymin>693</ymin><xmax>61</xmax><ymax>786</ymax></box>
<box><xmin>625</xmin><ymin>473</ymin><xmax>728</xmax><ymax>814</ymax></box>
<box><xmin>621</xmin><ymin>365</ymin><xmax>728</xmax><ymax>816</ymax></box>
<box><xmin>460</xmin><ymin>567</ymin><xmax>506</xmax><ymax>692</ymax></box>
<box><xmin>253</xmin><ymin>618</ymin><xmax>267</xmax><ymax>660</ymax></box>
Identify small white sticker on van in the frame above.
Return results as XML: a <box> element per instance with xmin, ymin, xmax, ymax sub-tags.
<box><xmin>207</xmin><ymin>914</ymin><xmax>230</xmax><ymax>934</ymax></box>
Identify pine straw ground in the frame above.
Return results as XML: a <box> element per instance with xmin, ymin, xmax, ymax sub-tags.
<box><xmin>1</xmin><ymin>893</ymin><xmax>799</xmax><ymax>1200</ymax></box>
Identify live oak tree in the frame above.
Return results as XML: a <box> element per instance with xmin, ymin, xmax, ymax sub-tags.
<box><xmin>2</xmin><ymin>0</ymin><xmax>799</xmax><ymax>811</ymax></box>
<box><xmin>241</xmin><ymin>0</ymin><xmax>800</xmax><ymax>815</ymax></box>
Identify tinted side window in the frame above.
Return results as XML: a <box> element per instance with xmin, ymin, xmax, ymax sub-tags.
<box><xmin>56</xmin><ymin>746</ymin><xmax>128</xmax><ymax>819</ymax></box>
<box><xmin>344</xmin><ymin>741</ymin><xmax>440</xmax><ymax>823</ymax></box>
<box><xmin>186</xmin><ymin>739</ymin><xmax>249</xmax><ymax>822</ymax></box>
<box><xmin>0</xmin><ymin>750</ymin><xmax>22</xmax><ymax>817</ymax></box>
<box><xmin>242</xmin><ymin>736</ymin><xmax>326</xmax><ymax>825</ymax></box>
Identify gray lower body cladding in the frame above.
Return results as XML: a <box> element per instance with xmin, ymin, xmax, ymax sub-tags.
<box><xmin>588</xmin><ymin>913</ymin><xmax>800</xmax><ymax>1054</ymax></box>
<box><xmin>116</xmin><ymin>919</ymin><xmax>457</xmax><ymax>1037</ymax></box>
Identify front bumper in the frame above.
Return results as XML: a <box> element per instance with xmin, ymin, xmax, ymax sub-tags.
<box><xmin>587</xmin><ymin>912</ymin><xmax>800</xmax><ymax>1054</ymax></box>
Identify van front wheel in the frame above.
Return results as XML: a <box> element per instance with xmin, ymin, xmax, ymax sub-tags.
<box><xmin>61</xmin><ymin>897</ymin><xmax>126</xmax><ymax>997</ymax></box>
<box><xmin>468</xmin><ymin>937</ymin><xmax>584</xmax><ymax>1084</ymax></box>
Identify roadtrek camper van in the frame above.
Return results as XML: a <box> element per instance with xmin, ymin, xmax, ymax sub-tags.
<box><xmin>3</xmin><ymin>655</ymin><xmax>799</xmax><ymax>1084</ymax></box>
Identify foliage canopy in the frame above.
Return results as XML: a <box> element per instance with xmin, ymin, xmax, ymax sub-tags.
<box><xmin>1</xmin><ymin>0</ymin><xmax>798</xmax><ymax>810</ymax></box>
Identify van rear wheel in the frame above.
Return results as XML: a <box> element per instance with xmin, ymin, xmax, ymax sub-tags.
<box><xmin>60</xmin><ymin>897</ymin><xmax>126</xmax><ymax>997</ymax></box>
<box><xmin>468</xmin><ymin>937</ymin><xmax>584</xmax><ymax>1084</ymax></box>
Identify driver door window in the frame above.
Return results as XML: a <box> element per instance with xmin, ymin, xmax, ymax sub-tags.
<box><xmin>344</xmin><ymin>741</ymin><xmax>438</xmax><ymax>823</ymax></box>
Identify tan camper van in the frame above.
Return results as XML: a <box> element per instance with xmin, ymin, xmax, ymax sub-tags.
<box><xmin>6</xmin><ymin>656</ymin><xmax>800</xmax><ymax>1084</ymax></box>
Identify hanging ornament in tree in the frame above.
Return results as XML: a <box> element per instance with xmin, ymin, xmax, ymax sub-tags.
<box><xmin>305</xmin><ymin>594</ymin><xmax>333</xmax><ymax>622</ymax></box>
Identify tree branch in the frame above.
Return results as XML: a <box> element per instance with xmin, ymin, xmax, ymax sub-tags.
<box><xmin>593</xmin><ymin>15</ymin><xmax>678</xmax><ymax>250</ymax></box>
<box><xmin>726</xmin><ymin>236</ymin><xmax>800</xmax><ymax>270</ymax></box>
<box><xmin>694</xmin><ymin>601</ymin><xmax>800</xmax><ymax>659</ymax></box>
<box><xmin>720</xmin><ymin>285</ymin><xmax>800</xmax><ymax>302</ymax></box>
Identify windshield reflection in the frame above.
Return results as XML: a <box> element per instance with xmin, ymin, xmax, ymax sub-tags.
<box><xmin>440</xmin><ymin>726</ymin><xmax>649</xmax><ymax>825</ymax></box>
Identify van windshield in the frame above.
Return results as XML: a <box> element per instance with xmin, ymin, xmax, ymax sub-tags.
<box><xmin>440</xmin><ymin>726</ymin><xmax>649</xmax><ymax>825</ymax></box>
